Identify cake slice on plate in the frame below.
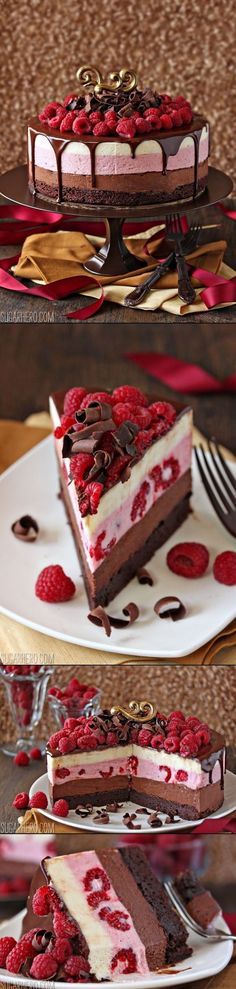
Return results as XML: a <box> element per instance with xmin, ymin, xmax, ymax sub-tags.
<box><xmin>50</xmin><ymin>385</ymin><xmax>192</xmax><ymax>608</ymax></box>
<box><xmin>174</xmin><ymin>871</ymin><xmax>222</xmax><ymax>928</ymax></box>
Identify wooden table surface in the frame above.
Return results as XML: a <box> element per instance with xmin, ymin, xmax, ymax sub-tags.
<box><xmin>0</xmin><ymin>198</ymin><xmax>236</xmax><ymax>324</ymax></box>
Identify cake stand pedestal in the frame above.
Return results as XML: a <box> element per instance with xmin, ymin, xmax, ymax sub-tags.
<box><xmin>0</xmin><ymin>165</ymin><xmax>233</xmax><ymax>277</ymax></box>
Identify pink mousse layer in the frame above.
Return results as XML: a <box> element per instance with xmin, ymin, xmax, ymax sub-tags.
<box><xmin>65</xmin><ymin>850</ymin><xmax>149</xmax><ymax>977</ymax></box>
<box><xmin>32</xmin><ymin>133</ymin><xmax>208</xmax><ymax>175</ymax></box>
<box><xmin>49</xmin><ymin>753</ymin><xmax>221</xmax><ymax>790</ymax></box>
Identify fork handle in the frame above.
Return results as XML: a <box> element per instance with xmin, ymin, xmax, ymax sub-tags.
<box><xmin>175</xmin><ymin>250</ymin><xmax>196</xmax><ymax>304</ymax></box>
<box><xmin>124</xmin><ymin>252</ymin><xmax>175</xmax><ymax>307</ymax></box>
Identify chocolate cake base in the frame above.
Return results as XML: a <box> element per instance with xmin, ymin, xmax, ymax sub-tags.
<box><xmin>31</xmin><ymin>178</ymin><xmax>206</xmax><ymax>207</ymax></box>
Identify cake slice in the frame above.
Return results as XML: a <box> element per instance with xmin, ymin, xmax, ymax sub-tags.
<box><xmin>47</xmin><ymin>705</ymin><xmax>226</xmax><ymax>820</ymax></box>
<box><xmin>175</xmin><ymin>871</ymin><xmax>222</xmax><ymax>929</ymax></box>
<box><xmin>50</xmin><ymin>385</ymin><xmax>192</xmax><ymax>608</ymax></box>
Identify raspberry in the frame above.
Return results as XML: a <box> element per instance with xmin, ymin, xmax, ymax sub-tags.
<box><xmin>53</xmin><ymin>910</ymin><xmax>78</xmax><ymax>938</ymax></box>
<box><xmin>161</xmin><ymin>457</ymin><xmax>180</xmax><ymax>489</ymax></box>
<box><xmin>116</xmin><ymin>118</ymin><xmax>136</xmax><ymax>138</ymax></box>
<box><xmin>181</xmin><ymin>107</ymin><xmax>193</xmax><ymax>123</ymax></box>
<box><xmin>6</xmin><ymin>939</ymin><xmax>35</xmax><ymax>973</ymax></box>
<box><xmin>104</xmin><ymin>112</ymin><xmax>118</xmax><ymax>132</ymax></box>
<box><xmin>169</xmin><ymin>710</ymin><xmax>185</xmax><ymax>723</ymax></box>
<box><xmin>151</xmin><ymin>733</ymin><xmax>165</xmax><ymax>749</ymax></box>
<box><xmin>83</xmin><ymin>687</ymin><xmax>97</xmax><ymax>700</ymax></box>
<box><xmin>180</xmin><ymin>733</ymin><xmax>199</xmax><ymax>757</ymax></box>
<box><xmin>12</xmin><ymin>791</ymin><xmax>29</xmax><ymax>810</ymax></box>
<box><xmin>64</xmin><ymin>956</ymin><xmax>90</xmax><ymax>978</ymax></box>
<box><xmin>89</xmin><ymin>110</ymin><xmax>104</xmax><ymax>125</ymax></box>
<box><xmin>150</xmin><ymin>420</ymin><xmax>169</xmax><ymax>440</ymax></box>
<box><xmin>29</xmin><ymin>747</ymin><xmax>42</xmax><ymax>760</ymax></box>
<box><xmin>105</xmin><ymin>456</ymin><xmax>130</xmax><ymax>491</ymax></box>
<box><xmin>144</xmin><ymin>108</ymin><xmax>162</xmax><ymax>121</ymax></box>
<box><xmin>58</xmin><ymin>737</ymin><xmax>75</xmax><ymax>754</ymax></box>
<box><xmin>137</xmin><ymin>727</ymin><xmax>153</xmax><ymax>746</ymax></box>
<box><xmin>63</xmin><ymin>92</ymin><xmax>79</xmax><ymax>107</ymax></box>
<box><xmin>167</xmin><ymin>542</ymin><xmax>209</xmax><ymax>578</ymax></box>
<box><xmin>55</xmin><ymin>767</ymin><xmax>70</xmax><ymax>779</ymax></box>
<box><xmin>135</xmin><ymin>116</ymin><xmax>152</xmax><ymax>133</ymax></box>
<box><xmin>52</xmin><ymin>799</ymin><xmax>69</xmax><ymax>817</ymax></box>
<box><xmin>0</xmin><ymin>938</ymin><xmax>17</xmax><ymax>966</ymax></box>
<box><xmin>63</xmin><ymin>387</ymin><xmax>87</xmax><ymax>415</ymax></box>
<box><xmin>64</xmin><ymin>717</ymin><xmax>80</xmax><ymax>730</ymax></box>
<box><xmin>160</xmin><ymin>113</ymin><xmax>173</xmax><ymax>129</ymax></box>
<box><xmin>73</xmin><ymin>116</ymin><xmax>92</xmax><ymax>134</ymax></box>
<box><xmin>113</xmin><ymin>402</ymin><xmax>151</xmax><ymax>429</ymax></box>
<box><xmin>49</xmin><ymin>730</ymin><xmax>67</xmax><ymax>750</ymax></box>
<box><xmin>54</xmin><ymin>413</ymin><xmax>75</xmax><ymax>439</ymax></box>
<box><xmin>176</xmin><ymin>770</ymin><xmax>188</xmax><ymax>782</ymax></box>
<box><xmin>32</xmin><ymin>886</ymin><xmax>50</xmax><ymax>916</ymax></box>
<box><xmin>60</xmin><ymin>110</ymin><xmax>78</xmax><ymax>132</ymax></box>
<box><xmin>13</xmin><ymin>751</ymin><xmax>29</xmax><ymax>766</ymax></box>
<box><xmin>131</xmin><ymin>481</ymin><xmax>150</xmax><ymax>522</ymax></box>
<box><xmin>99</xmin><ymin>907</ymin><xmax>130</xmax><ymax>930</ymax></box>
<box><xmin>149</xmin><ymin>401</ymin><xmax>176</xmax><ymax>425</ymax></box>
<box><xmin>135</xmin><ymin>429</ymin><xmax>153</xmax><ymax>454</ymax></box>
<box><xmin>70</xmin><ymin>453</ymin><xmax>94</xmax><ymax>487</ymax></box>
<box><xmin>111</xmin><ymin>948</ymin><xmax>137</xmax><ymax>974</ymax></box>
<box><xmin>171</xmin><ymin>109</ymin><xmax>184</xmax><ymax>126</ymax></box>
<box><xmin>35</xmin><ymin>565</ymin><xmax>76</xmax><ymax>602</ymax></box>
<box><xmin>80</xmin><ymin>391</ymin><xmax>113</xmax><ymax>409</ymax></box>
<box><xmin>39</xmin><ymin>101</ymin><xmax>62</xmax><ymax>122</ymax></box>
<box><xmin>48</xmin><ymin>109</ymin><xmax>66</xmax><ymax>129</ymax></box>
<box><xmin>48</xmin><ymin>887</ymin><xmax>63</xmax><ymax>911</ymax></box>
<box><xmin>164</xmin><ymin>735</ymin><xmax>180</xmax><ymax>753</ymax></box>
<box><xmin>83</xmin><ymin>866</ymin><xmax>110</xmax><ymax>894</ymax></box>
<box><xmin>195</xmin><ymin>725</ymin><xmax>211</xmax><ymax>748</ymax></box>
<box><xmin>150</xmin><ymin>464</ymin><xmax>163</xmax><ymax>492</ymax></box>
<box><xmin>77</xmin><ymin>734</ymin><xmax>98</xmax><ymax>750</ymax></box>
<box><xmin>112</xmin><ymin>385</ymin><xmax>148</xmax><ymax>407</ymax></box>
<box><xmin>159</xmin><ymin>765</ymin><xmax>171</xmax><ymax>782</ymax></box>
<box><xmin>79</xmin><ymin>481</ymin><xmax>103</xmax><ymax>516</ymax></box>
<box><xmin>185</xmin><ymin>717</ymin><xmax>201</xmax><ymax>731</ymax></box>
<box><xmin>106</xmin><ymin>731</ymin><xmax>117</xmax><ymax>746</ymax></box>
<box><xmin>29</xmin><ymin>791</ymin><xmax>48</xmax><ymax>809</ymax></box>
<box><xmin>51</xmin><ymin>937</ymin><xmax>72</xmax><ymax>963</ymax></box>
<box><xmin>93</xmin><ymin>121</ymin><xmax>110</xmax><ymax>136</ymax></box>
<box><xmin>213</xmin><ymin>551</ymin><xmax>236</xmax><ymax>585</ymax></box>
<box><xmin>30</xmin><ymin>954</ymin><xmax>58</xmax><ymax>979</ymax></box>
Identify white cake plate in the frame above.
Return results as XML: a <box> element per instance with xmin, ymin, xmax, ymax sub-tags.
<box><xmin>0</xmin><ymin>910</ymin><xmax>233</xmax><ymax>989</ymax></box>
<box><xmin>0</xmin><ymin>436</ymin><xmax>235</xmax><ymax>658</ymax></box>
<box><xmin>28</xmin><ymin>770</ymin><xmax>236</xmax><ymax>833</ymax></box>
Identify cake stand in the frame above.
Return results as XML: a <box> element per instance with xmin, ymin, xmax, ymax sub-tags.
<box><xmin>0</xmin><ymin>164</ymin><xmax>233</xmax><ymax>276</ymax></box>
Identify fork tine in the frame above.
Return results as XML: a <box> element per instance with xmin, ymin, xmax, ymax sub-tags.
<box><xmin>214</xmin><ymin>439</ymin><xmax>236</xmax><ymax>493</ymax></box>
<box><xmin>199</xmin><ymin>444</ymin><xmax>232</xmax><ymax>512</ymax></box>
<box><xmin>208</xmin><ymin>440</ymin><xmax>236</xmax><ymax>507</ymax></box>
<box><xmin>194</xmin><ymin>447</ymin><xmax>225</xmax><ymax>524</ymax></box>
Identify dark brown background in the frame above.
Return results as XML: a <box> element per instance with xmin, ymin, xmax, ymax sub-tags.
<box><xmin>0</xmin><ymin>0</ymin><xmax>235</xmax><ymax>179</ymax></box>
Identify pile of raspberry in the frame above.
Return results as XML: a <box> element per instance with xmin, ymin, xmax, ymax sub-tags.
<box><xmin>48</xmin><ymin>675</ymin><xmax>98</xmax><ymax>712</ymax></box>
<box><xmin>39</xmin><ymin>91</ymin><xmax>193</xmax><ymax>138</ymax></box>
<box><xmin>1</xmin><ymin>664</ymin><xmax>44</xmax><ymax>729</ymax></box>
<box><xmin>0</xmin><ymin>882</ymin><xmax>91</xmax><ymax>980</ymax></box>
<box><xmin>47</xmin><ymin>708</ymin><xmax>211</xmax><ymax>759</ymax></box>
<box><xmin>137</xmin><ymin>710</ymin><xmax>211</xmax><ymax>757</ymax></box>
<box><xmin>48</xmin><ymin>714</ymin><xmax>117</xmax><ymax>756</ymax></box>
<box><xmin>54</xmin><ymin>385</ymin><xmax>177</xmax><ymax>516</ymax></box>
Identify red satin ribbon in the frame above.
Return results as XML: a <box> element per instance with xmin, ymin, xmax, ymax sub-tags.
<box><xmin>127</xmin><ymin>352</ymin><xmax>236</xmax><ymax>393</ymax></box>
<box><xmin>194</xmin><ymin>815</ymin><xmax>236</xmax><ymax>834</ymax></box>
<box><xmin>0</xmin><ymin>202</ymin><xmax>235</xmax><ymax>318</ymax></box>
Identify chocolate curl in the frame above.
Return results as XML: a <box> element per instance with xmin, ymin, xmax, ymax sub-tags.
<box><xmin>88</xmin><ymin>602</ymin><xmax>139</xmax><ymax>637</ymax></box>
<box><xmin>113</xmin><ymin>420</ymin><xmax>138</xmax><ymax>456</ymax></box>
<box><xmin>137</xmin><ymin>567</ymin><xmax>153</xmax><ymax>586</ymax></box>
<box><xmin>11</xmin><ymin>515</ymin><xmax>39</xmax><ymax>542</ymax></box>
<box><xmin>75</xmin><ymin>400</ymin><xmax>113</xmax><ymax>423</ymax></box>
<box><xmin>154</xmin><ymin>596</ymin><xmax>186</xmax><ymax>621</ymax></box>
<box><xmin>86</xmin><ymin>449</ymin><xmax>111</xmax><ymax>480</ymax></box>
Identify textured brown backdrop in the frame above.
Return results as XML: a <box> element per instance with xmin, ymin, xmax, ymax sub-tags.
<box><xmin>0</xmin><ymin>665</ymin><xmax>235</xmax><ymax>745</ymax></box>
<box><xmin>0</xmin><ymin>0</ymin><xmax>235</xmax><ymax>178</ymax></box>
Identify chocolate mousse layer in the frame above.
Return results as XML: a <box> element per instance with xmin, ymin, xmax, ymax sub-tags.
<box><xmin>98</xmin><ymin>849</ymin><xmax>167</xmax><ymax>969</ymax></box>
<box><xmin>131</xmin><ymin>779</ymin><xmax>224</xmax><ymax>820</ymax></box>
<box><xmin>32</xmin><ymin>175</ymin><xmax>206</xmax><ymax>206</ymax></box>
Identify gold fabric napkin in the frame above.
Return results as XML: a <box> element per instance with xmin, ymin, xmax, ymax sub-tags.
<box><xmin>0</xmin><ymin>416</ymin><xmax>235</xmax><ymax>666</ymax></box>
<box><xmin>11</xmin><ymin>227</ymin><xmax>233</xmax><ymax>315</ymax></box>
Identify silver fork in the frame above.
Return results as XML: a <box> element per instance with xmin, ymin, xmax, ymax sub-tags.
<box><xmin>124</xmin><ymin>221</ymin><xmax>200</xmax><ymax>307</ymax></box>
<box><xmin>195</xmin><ymin>439</ymin><xmax>236</xmax><ymax>537</ymax></box>
<box><xmin>166</xmin><ymin>213</ymin><xmax>197</xmax><ymax>304</ymax></box>
<box><xmin>164</xmin><ymin>879</ymin><xmax>236</xmax><ymax>942</ymax></box>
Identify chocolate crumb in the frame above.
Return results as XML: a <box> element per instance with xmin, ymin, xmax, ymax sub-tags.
<box><xmin>11</xmin><ymin>514</ymin><xmax>39</xmax><ymax>542</ymax></box>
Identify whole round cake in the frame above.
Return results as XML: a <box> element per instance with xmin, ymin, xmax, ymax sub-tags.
<box><xmin>28</xmin><ymin>64</ymin><xmax>210</xmax><ymax>206</ymax></box>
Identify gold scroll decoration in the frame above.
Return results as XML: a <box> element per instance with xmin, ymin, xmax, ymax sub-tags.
<box><xmin>110</xmin><ymin>699</ymin><xmax>154</xmax><ymax>722</ymax></box>
<box><xmin>76</xmin><ymin>65</ymin><xmax>137</xmax><ymax>95</ymax></box>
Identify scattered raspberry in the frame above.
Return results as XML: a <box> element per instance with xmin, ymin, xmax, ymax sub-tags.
<box><xmin>35</xmin><ymin>565</ymin><xmax>76</xmax><ymax>602</ymax></box>
<box><xmin>6</xmin><ymin>939</ymin><xmax>35</xmax><ymax>973</ymax></box>
<box><xmin>80</xmin><ymin>391</ymin><xmax>113</xmax><ymax>409</ymax></box>
<box><xmin>29</xmin><ymin>747</ymin><xmax>42</xmax><ymax>760</ymax></box>
<box><xmin>63</xmin><ymin>387</ymin><xmax>87</xmax><ymax>415</ymax></box>
<box><xmin>12</xmin><ymin>791</ymin><xmax>29</xmax><ymax>810</ymax></box>
<box><xmin>195</xmin><ymin>725</ymin><xmax>211</xmax><ymax>748</ymax></box>
<box><xmin>52</xmin><ymin>799</ymin><xmax>69</xmax><ymax>817</ymax></box>
<box><xmin>30</xmin><ymin>954</ymin><xmax>58</xmax><ymax>980</ymax></box>
<box><xmin>39</xmin><ymin>101</ymin><xmax>62</xmax><ymax>122</ymax></box>
<box><xmin>164</xmin><ymin>735</ymin><xmax>180</xmax><ymax>753</ymax></box>
<box><xmin>53</xmin><ymin>910</ymin><xmax>78</xmax><ymax>938</ymax></box>
<box><xmin>73</xmin><ymin>116</ymin><xmax>92</xmax><ymax>134</ymax></box>
<box><xmin>151</xmin><ymin>733</ymin><xmax>165</xmax><ymax>749</ymax></box>
<box><xmin>64</xmin><ymin>955</ymin><xmax>91</xmax><ymax>978</ymax></box>
<box><xmin>79</xmin><ymin>481</ymin><xmax>103</xmax><ymax>516</ymax></box>
<box><xmin>70</xmin><ymin>453</ymin><xmax>94</xmax><ymax>487</ymax></box>
<box><xmin>111</xmin><ymin>948</ymin><xmax>137</xmax><ymax>974</ymax></box>
<box><xmin>0</xmin><ymin>938</ymin><xmax>17</xmax><ymax>967</ymax></box>
<box><xmin>93</xmin><ymin>121</ymin><xmax>110</xmax><ymax>136</ymax></box>
<box><xmin>167</xmin><ymin>542</ymin><xmax>209</xmax><ymax>578</ymax></box>
<box><xmin>99</xmin><ymin>907</ymin><xmax>130</xmax><ymax>931</ymax></box>
<box><xmin>13</xmin><ymin>751</ymin><xmax>29</xmax><ymax>766</ymax></box>
<box><xmin>159</xmin><ymin>765</ymin><xmax>171</xmax><ymax>782</ymax></box>
<box><xmin>213</xmin><ymin>551</ymin><xmax>236</xmax><ymax>585</ymax></box>
<box><xmin>32</xmin><ymin>886</ymin><xmax>50</xmax><ymax>916</ymax></box>
<box><xmin>149</xmin><ymin>401</ymin><xmax>176</xmax><ymax>425</ymax></box>
<box><xmin>113</xmin><ymin>402</ymin><xmax>151</xmax><ymax>429</ymax></box>
<box><xmin>29</xmin><ymin>791</ymin><xmax>48</xmax><ymax>809</ymax></box>
<box><xmin>83</xmin><ymin>866</ymin><xmax>110</xmax><ymax>894</ymax></box>
<box><xmin>180</xmin><ymin>733</ymin><xmax>199</xmax><ymax>757</ymax></box>
<box><xmin>116</xmin><ymin>118</ymin><xmax>136</xmax><ymax>139</ymax></box>
<box><xmin>54</xmin><ymin>413</ymin><xmax>75</xmax><ymax>439</ymax></box>
<box><xmin>60</xmin><ymin>110</ymin><xmax>78</xmax><ymax>132</ymax></box>
<box><xmin>176</xmin><ymin>770</ymin><xmax>188</xmax><ymax>782</ymax></box>
<box><xmin>137</xmin><ymin>728</ymin><xmax>153</xmax><ymax>746</ymax></box>
<box><xmin>112</xmin><ymin>386</ymin><xmax>148</xmax><ymax>407</ymax></box>
<box><xmin>51</xmin><ymin>937</ymin><xmax>72</xmax><ymax>964</ymax></box>
<box><xmin>131</xmin><ymin>481</ymin><xmax>150</xmax><ymax>522</ymax></box>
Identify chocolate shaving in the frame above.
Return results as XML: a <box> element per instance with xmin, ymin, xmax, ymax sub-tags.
<box><xmin>113</xmin><ymin>420</ymin><xmax>139</xmax><ymax>456</ymax></box>
<box><xmin>105</xmin><ymin>802</ymin><xmax>123</xmax><ymax>812</ymax></box>
<box><xmin>88</xmin><ymin>602</ymin><xmax>139</xmax><ymax>637</ymax></box>
<box><xmin>11</xmin><ymin>514</ymin><xmax>39</xmax><ymax>542</ymax></box>
<box><xmin>93</xmin><ymin>812</ymin><xmax>110</xmax><ymax>824</ymax></box>
<box><xmin>86</xmin><ymin>449</ymin><xmax>111</xmax><ymax>480</ymax></box>
<box><xmin>137</xmin><ymin>567</ymin><xmax>153</xmax><ymax>586</ymax></box>
<box><xmin>154</xmin><ymin>596</ymin><xmax>186</xmax><ymax>621</ymax></box>
<box><xmin>75</xmin><ymin>400</ymin><xmax>113</xmax><ymax>424</ymax></box>
<box><xmin>122</xmin><ymin>813</ymin><xmax>141</xmax><ymax>830</ymax></box>
<box><xmin>148</xmin><ymin>811</ymin><xmax>163</xmax><ymax>827</ymax></box>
